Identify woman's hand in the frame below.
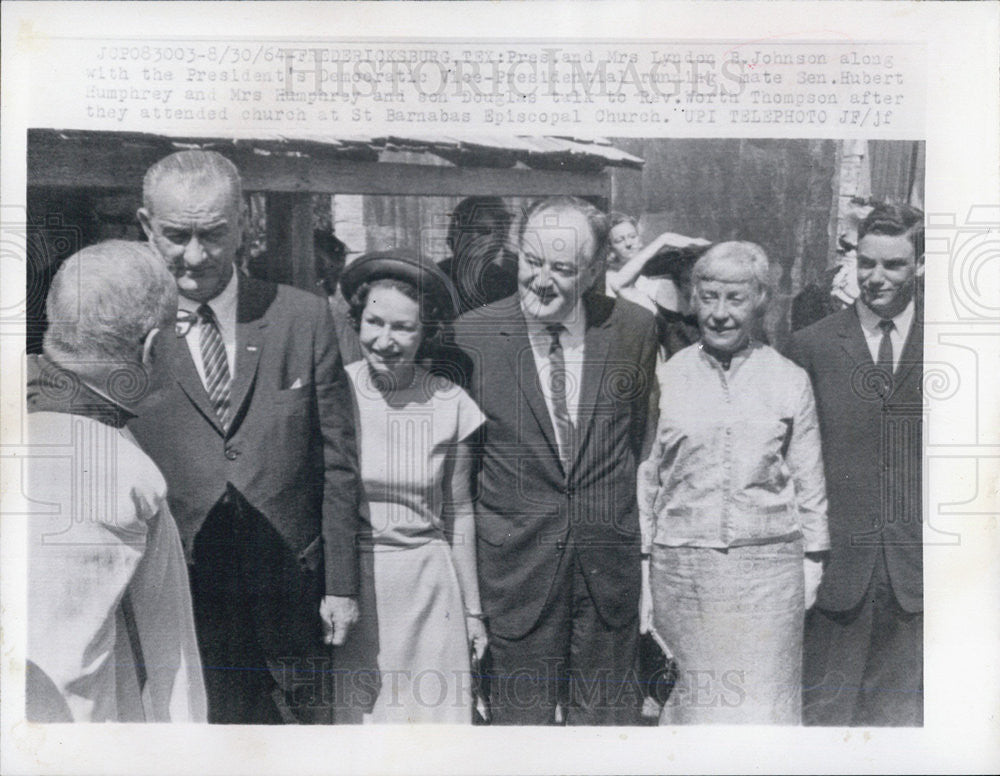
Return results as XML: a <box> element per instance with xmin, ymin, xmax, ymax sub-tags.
<box><xmin>466</xmin><ymin>615</ymin><xmax>489</xmax><ymax>661</ymax></box>
<box><xmin>803</xmin><ymin>553</ymin><xmax>825</xmax><ymax>610</ymax></box>
<box><xmin>444</xmin><ymin>440</ymin><xmax>490</xmax><ymax>663</ymax></box>
<box><xmin>639</xmin><ymin>556</ymin><xmax>654</xmax><ymax>634</ymax></box>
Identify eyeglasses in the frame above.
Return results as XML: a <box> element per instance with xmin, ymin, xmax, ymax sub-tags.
<box><xmin>175</xmin><ymin>310</ymin><xmax>198</xmax><ymax>338</ymax></box>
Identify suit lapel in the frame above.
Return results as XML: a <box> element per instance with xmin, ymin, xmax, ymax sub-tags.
<box><xmin>838</xmin><ymin>305</ymin><xmax>874</xmax><ymax>369</ymax></box>
<box><xmin>228</xmin><ymin>277</ymin><xmax>271</xmax><ymax>434</ymax></box>
<box><xmin>173</xmin><ymin>333</ymin><xmax>226</xmax><ymax>436</ymax></box>
<box><xmin>841</xmin><ymin>302</ymin><xmax>923</xmax><ymax>400</ymax></box>
<box><xmin>496</xmin><ymin>299</ymin><xmax>562</xmax><ymax>468</ymax></box>
<box><xmin>891</xmin><ymin>310</ymin><xmax>923</xmax><ymax>398</ymax></box>
<box><xmin>570</xmin><ymin>294</ymin><xmax>615</xmax><ymax>474</ymax></box>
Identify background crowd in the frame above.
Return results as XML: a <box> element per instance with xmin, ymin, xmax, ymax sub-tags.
<box><xmin>25</xmin><ymin>148</ymin><xmax>924</xmax><ymax>728</ymax></box>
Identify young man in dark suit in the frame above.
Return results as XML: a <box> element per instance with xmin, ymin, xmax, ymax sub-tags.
<box><xmin>130</xmin><ymin>150</ymin><xmax>362</xmax><ymax>724</ymax></box>
<box><xmin>453</xmin><ymin>197</ymin><xmax>658</xmax><ymax>725</ymax></box>
<box><xmin>789</xmin><ymin>204</ymin><xmax>924</xmax><ymax>726</ymax></box>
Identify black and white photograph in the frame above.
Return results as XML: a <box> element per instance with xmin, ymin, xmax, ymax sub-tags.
<box><xmin>2</xmin><ymin>2</ymin><xmax>998</xmax><ymax>775</ymax></box>
<box><xmin>21</xmin><ymin>130</ymin><xmax>927</xmax><ymax>729</ymax></box>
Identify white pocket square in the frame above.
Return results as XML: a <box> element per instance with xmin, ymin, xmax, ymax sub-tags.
<box><xmin>289</xmin><ymin>378</ymin><xmax>305</xmax><ymax>390</ymax></box>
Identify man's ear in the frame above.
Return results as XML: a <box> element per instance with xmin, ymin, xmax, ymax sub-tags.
<box><xmin>582</xmin><ymin>255</ymin><xmax>604</xmax><ymax>292</ymax></box>
<box><xmin>915</xmin><ymin>253</ymin><xmax>925</xmax><ymax>278</ymax></box>
<box><xmin>137</xmin><ymin>207</ymin><xmax>154</xmax><ymax>241</ymax></box>
<box><xmin>141</xmin><ymin>327</ymin><xmax>160</xmax><ymax>367</ymax></box>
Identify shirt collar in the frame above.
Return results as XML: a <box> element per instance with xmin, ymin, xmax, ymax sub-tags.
<box><xmin>856</xmin><ymin>298</ymin><xmax>914</xmax><ymax>337</ymax></box>
<box><xmin>177</xmin><ymin>266</ymin><xmax>239</xmax><ymax>319</ymax></box>
<box><xmin>698</xmin><ymin>338</ymin><xmax>759</xmax><ymax>373</ymax></box>
<box><xmin>27</xmin><ymin>353</ymin><xmax>138</xmax><ymax>428</ymax></box>
<box><xmin>522</xmin><ymin>303</ymin><xmax>587</xmax><ymax>343</ymax></box>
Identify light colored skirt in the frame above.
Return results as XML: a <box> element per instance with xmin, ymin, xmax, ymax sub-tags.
<box><xmin>334</xmin><ymin>537</ymin><xmax>471</xmax><ymax>724</ymax></box>
<box><xmin>652</xmin><ymin>538</ymin><xmax>804</xmax><ymax>725</ymax></box>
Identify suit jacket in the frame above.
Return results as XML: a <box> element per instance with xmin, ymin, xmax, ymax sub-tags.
<box><xmin>788</xmin><ymin>304</ymin><xmax>922</xmax><ymax>613</ymax></box>
<box><xmin>130</xmin><ymin>276</ymin><xmax>361</xmax><ymax>654</ymax></box>
<box><xmin>453</xmin><ymin>293</ymin><xmax>658</xmax><ymax>639</ymax></box>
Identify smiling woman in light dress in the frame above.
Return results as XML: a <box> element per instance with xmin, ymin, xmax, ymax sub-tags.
<box><xmin>333</xmin><ymin>250</ymin><xmax>488</xmax><ymax>724</ymax></box>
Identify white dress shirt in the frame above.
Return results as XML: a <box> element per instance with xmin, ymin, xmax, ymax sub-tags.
<box><xmin>856</xmin><ymin>298</ymin><xmax>915</xmax><ymax>373</ymax></box>
<box><xmin>523</xmin><ymin>306</ymin><xmax>587</xmax><ymax>429</ymax></box>
<box><xmin>177</xmin><ymin>269</ymin><xmax>239</xmax><ymax>388</ymax></box>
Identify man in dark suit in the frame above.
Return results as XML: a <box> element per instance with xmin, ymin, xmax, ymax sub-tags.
<box><xmin>130</xmin><ymin>150</ymin><xmax>361</xmax><ymax>724</ymax></box>
<box><xmin>789</xmin><ymin>204</ymin><xmax>924</xmax><ymax>726</ymax></box>
<box><xmin>438</xmin><ymin>196</ymin><xmax>519</xmax><ymax>315</ymax></box>
<box><xmin>453</xmin><ymin>196</ymin><xmax>658</xmax><ymax>725</ymax></box>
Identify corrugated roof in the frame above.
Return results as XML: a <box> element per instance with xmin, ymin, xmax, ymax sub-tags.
<box><xmin>35</xmin><ymin>129</ymin><xmax>643</xmax><ymax>171</ymax></box>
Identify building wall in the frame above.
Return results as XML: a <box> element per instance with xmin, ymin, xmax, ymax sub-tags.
<box><xmin>608</xmin><ymin>138</ymin><xmax>838</xmax><ymax>348</ymax></box>
<box><xmin>608</xmin><ymin>138</ymin><xmax>923</xmax><ymax>349</ymax></box>
<box><xmin>25</xmin><ymin>139</ymin><xmax>923</xmax><ymax>353</ymax></box>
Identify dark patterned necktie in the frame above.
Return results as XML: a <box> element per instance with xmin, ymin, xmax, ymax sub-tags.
<box><xmin>546</xmin><ymin>323</ymin><xmax>574</xmax><ymax>472</ymax></box>
<box><xmin>198</xmin><ymin>304</ymin><xmax>232</xmax><ymax>430</ymax></box>
<box><xmin>877</xmin><ymin>318</ymin><xmax>895</xmax><ymax>374</ymax></box>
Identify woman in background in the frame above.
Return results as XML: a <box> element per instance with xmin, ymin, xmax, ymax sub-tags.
<box><xmin>333</xmin><ymin>250</ymin><xmax>488</xmax><ymax>724</ymax></box>
<box><xmin>604</xmin><ymin>212</ymin><xmax>708</xmax><ymax>358</ymax></box>
<box><xmin>638</xmin><ymin>242</ymin><xmax>828</xmax><ymax>724</ymax></box>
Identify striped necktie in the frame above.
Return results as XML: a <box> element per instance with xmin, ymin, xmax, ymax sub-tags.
<box><xmin>546</xmin><ymin>323</ymin><xmax>575</xmax><ymax>473</ymax></box>
<box><xmin>198</xmin><ymin>304</ymin><xmax>232</xmax><ymax>430</ymax></box>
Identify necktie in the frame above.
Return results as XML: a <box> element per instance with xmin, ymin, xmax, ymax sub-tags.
<box><xmin>877</xmin><ymin>318</ymin><xmax>895</xmax><ymax>374</ymax></box>
<box><xmin>546</xmin><ymin>324</ymin><xmax>574</xmax><ymax>472</ymax></box>
<box><xmin>198</xmin><ymin>304</ymin><xmax>232</xmax><ymax>430</ymax></box>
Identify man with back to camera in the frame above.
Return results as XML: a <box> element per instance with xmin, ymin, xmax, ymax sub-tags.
<box><xmin>26</xmin><ymin>240</ymin><xmax>207</xmax><ymax>723</ymax></box>
<box><xmin>129</xmin><ymin>149</ymin><xmax>362</xmax><ymax>724</ymax></box>
<box><xmin>789</xmin><ymin>203</ymin><xmax>924</xmax><ymax>726</ymax></box>
<box><xmin>453</xmin><ymin>196</ymin><xmax>659</xmax><ymax>725</ymax></box>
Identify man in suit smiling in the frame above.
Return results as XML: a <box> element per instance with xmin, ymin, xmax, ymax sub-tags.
<box><xmin>790</xmin><ymin>204</ymin><xmax>925</xmax><ymax>726</ymax></box>
<box><xmin>130</xmin><ymin>150</ymin><xmax>362</xmax><ymax>724</ymax></box>
<box><xmin>453</xmin><ymin>197</ymin><xmax>658</xmax><ymax>725</ymax></box>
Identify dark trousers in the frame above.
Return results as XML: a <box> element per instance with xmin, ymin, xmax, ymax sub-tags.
<box><xmin>487</xmin><ymin>547</ymin><xmax>641</xmax><ymax>726</ymax></box>
<box><xmin>190</xmin><ymin>499</ymin><xmax>331</xmax><ymax>724</ymax></box>
<box><xmin>803</xmin><ymin>545</ymin><xmax>923</xmax><ymax>726</ymax></box>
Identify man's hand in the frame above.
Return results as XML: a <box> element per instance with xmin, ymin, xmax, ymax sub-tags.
<box><xmin>803</xmin><ymin>554</ymin><xmax>825</xmax><ymax>611</ymax></box>
<box><xmin>320</xmin><ymin>595</ymin><xmax>359</xmax><ymax>646</ymax></box>
<box><xmin>639</xmin><ymin>557</ymin><xmax>654</xmax><ymax>634</ymax></box>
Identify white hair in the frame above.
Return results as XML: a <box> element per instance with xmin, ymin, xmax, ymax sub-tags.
<box><xmin>691</xmin><ymin>241</ymin><xmax>771</xmax><ymax>313</ymax></box>
<box><xmin>142</xmin><ymin>149</ymin><xmax>243</xmax><ymax>212</ymax></box>
<box><xmin>44</xmin><ymin>240</ymin><xmax>177</xmax><ymax>365</ymax></box>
